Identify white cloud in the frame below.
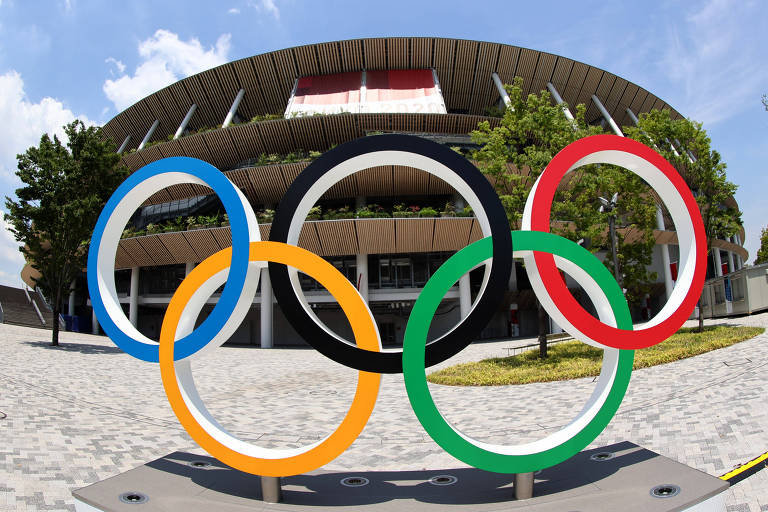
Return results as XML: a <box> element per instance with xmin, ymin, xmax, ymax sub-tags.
<box><xmin>228</xmin><ymin>7</ymin><xmax>240</xmax><ymax>14</ymax></box>
<box><xmin>659</xmin><ymin>0</ymin><xmax>767</xmax><ymax>125</ymax></box>
<box><xmin>249</xmin><ymin>0</ymin><xmax>279</xmax><ymax>19</ymax></box>
<box><xmin>102</xmin><ymin>29</ymin><xmax>232</xmax><ymax>112</ymax></box>
<box><xmin>0</xmin><ymin>70</ymin><xmax>94</xmax><ymax>288</ymax></box>
<box><xmin>0</xmin><ymin>210</ymin><xmax>24</xmax><ymax>288</ymax></box>
<box><xmin>105</xmin><ymin>57</ymin><xmax>126</xmax><ymax>75</ymax></box>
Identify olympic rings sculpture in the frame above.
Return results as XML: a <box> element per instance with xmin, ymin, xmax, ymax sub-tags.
<box><xmin>88</xmin><ymin>134</ymin><xmax>707</xmax><ymax>476</ymax></box>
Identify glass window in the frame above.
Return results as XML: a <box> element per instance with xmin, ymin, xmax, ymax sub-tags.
<box><xmin>732</xmin><ymin>277</ymin><xmax>745</xmax><ymax>301</ymax></box>
<box><xmin>379</xmin><ymin>258</ymin><xmax>393</xmax><ymax>288</ymax></box>
<box><xmin>394</xmin><ymin>258</ymin><xmax>412</xmax><ymax>288</ymax></box>
<box><xmin>413</xmin><ymin>254</ymin><xmax>429</xmax><ymax>287</ymax></box>
<box><xmin>713</xmin><ymin>282</ymin><xmax>725</xmax><ymax>304</ymax></box>
<box><xmin>141</xmin><ymin>265</ymin><xmax>186</xmax><ymax>295</ymax></box>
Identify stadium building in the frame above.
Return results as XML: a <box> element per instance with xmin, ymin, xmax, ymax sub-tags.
<box><xmin>21</xmin><ymin>38</ymin><xmax>748</xmax><ymax>344</ymax></box>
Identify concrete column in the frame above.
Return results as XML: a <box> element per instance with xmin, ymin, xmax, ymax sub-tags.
<box><xmin>91</xmin><ymin>307</ymin><xmax>99</xmax><ymax>335</ymax></box>
<box><xmin>185</xmin><ymin>261</ymin><xmax>195</xmax><ymax>276</ymax></box>
<box><xmin>591</xmin><ymin>95</ymin><xmax>623</xmax><ymax>136</ymax></box>
<box><xmin>734</xmin><ymin>234</ymin><xmax>743</xmax><ymax>269</ymax></box>
<box><xmin>546</xmin><ymin>82</ymin><xmax>575</xmax><ymax>122</ymax></box>
<box><xmin>222</xmin><ymin>89</ymin><xmax>245</xmax><ymax>128</ymax></box>
<box><xmin>508</xmin><ymin>260</ymin><xmax>518</xmax><ymax>292</ymax></box>
<box><xmin>356</xmin><ymin>253</ymin><xmax>368</xmax><ymax>302</ymax></box>
<box><xmin>174</xmin><ymin>104</ymin><xmax>197</xmax><ymax>139</ymax></box>
<box><xmin>137</xmin><ymin>119</ymin><xmax>159</xmax><ymax>151</ymax></box>
<box><xmin>260</xmin><ymin>267</ymin><xmax>273</xmax><ymax>348</ymax></box>
<box><xmin>116</xmin><ymin>135</ymin><xmax>131</xmax><ymax>154</ymax></box>
<box><xmin>713</xmin><ymin>249</ymin><xmax>723</xmax><ymax>277</ymax></box>
<box><xmin>727</xmin><ymin>248</ymin><xmax>735</xmax><ymax>274</ymax></box>
<box><xmin>491</xmin><ymin>72</ymin><xmax>511</xmax><ymax>107</ymax></box>
<box><xmin>68</xmin><ymin>280</ymin><xmax>76</xmax><ymax>316</ymax></box>
<box><xmin>656</xmin><ymin>206</ymin><xmax>674</xmax><ymax>299</ymax></box>
<box><xmin>129</xmin><ymin>266</ymin><xmax>139</xmax><ymax>327</ymax></box>
<box><xmin>459</xmin><ymin>273</ymin><xmax>471</xmax><ymax>319</ymax></box>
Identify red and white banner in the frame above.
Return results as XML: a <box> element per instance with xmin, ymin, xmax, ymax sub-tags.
<box><xmin>285</xmin><ymin>69</ymin><xmax>446</xmax><ymax>117</ymax></box>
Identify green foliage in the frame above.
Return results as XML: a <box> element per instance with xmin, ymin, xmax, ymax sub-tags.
<box><xmin>256</xmin><ymin>209</ymin><xmax>275</xmax><ymax>223</ymax></box>
<box><xmin>354</xmin><ymin>204</ymin><xmax>390</xmax><ymax>218</ymax></box>
<box><xmin>249</xmin><ymin>113</ymin><xmax>284</xmax><ymax>123</ymax></box>
<box><xmin>418</xmin><ymin>206</ymin><xmax>439</xmax><ymax>218</ymax></box>
<box><xmin>471</xmin><ymin>77</ymin><xmax>657</xmax><ymax>309</ymax></box>
<box><xmin>4</xmin><ymin>120</ymin><xmax>129</xmax><ymax>345</ymax></box>
<box><xmin>306</xmin><ymin>206</ymin><xmax>322</xmax><ymax>220</ymax></box>
<box><xmin>427</xmin><ymin>325</ymin><xmax>763</xmax><ymax>385</ymax></box>
<box><xmin>625</xmin><ymin>109</ymin><xmax>741</xmax><ymax>244</ymax></box>
<box><xmin>755</xmin><ymin>227</ymin><xmax>768</xmax><ymax>265</ymax></box>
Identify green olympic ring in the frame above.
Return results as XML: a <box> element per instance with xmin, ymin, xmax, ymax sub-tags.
<box><xmin>403</xmin><ymin>230</ymin><xmax>634</xmax><ymax>473</ymax></box>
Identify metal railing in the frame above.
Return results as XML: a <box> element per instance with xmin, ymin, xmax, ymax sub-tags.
<box><xmin>30</xmin><ymin>297</ymin><xmax>46</xmax><ymax>326</ymax></box>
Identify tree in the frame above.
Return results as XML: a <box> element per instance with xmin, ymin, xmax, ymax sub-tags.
<box><xmin>625</xmin><ymin>109</ymin><xmax>741</xmax><ymax>332</ymax></box>
<box><xmin>471</xmin><ymin>77</ymin><xmax>658</xmax><ymax>356</ymax></box>
<box><xmin>755</xmin><ymin>227</ymin><xmax>768</xmax><ymax>265</ymax></box>
<box><xmin>4</xmin><ymin>120</ymin><xmax>128</xmax><ymax>346</ymax></box>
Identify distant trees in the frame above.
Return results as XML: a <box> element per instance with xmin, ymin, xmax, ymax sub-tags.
<box><xmin>625</xmin><ymin>109</ymin><xmax>741</xmax><ymax>332</ymax></box>
<box><xmin>4</xmin><ymin>121</ymin><xmax>128</xmax><ymax>346</ymax></box>
<box><xmin>471</xmin><ymin>77</ymin><xmax>658</xmax><ymax>355</ymax></box>
<box><xmin>756</xmin><ymin>227</ymin><xmax>768</xmax><ymax>265</ymax></box>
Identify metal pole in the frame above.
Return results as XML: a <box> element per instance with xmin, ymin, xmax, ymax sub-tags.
<box><xmin>222</xmin><ymin>89</ymin><xmax>245</xmax><ymax>128</ymax></box>
<box><xmin>137</xmin><ymin>120</ymin><xmax>159</xmax><ymax>150</ymax></box>
<box><xmin>116</xmin><ymin>135</ymin><xmax>131</xmax><ymax>154</ymax></box>
<box><xmin>260</xmin><ymin>267</ymin><xmax>273</xmax><ymax>348</ymax></box>
<box><xmin>261</xmin><ymin>476</ymin><xmax>282</xmax><ymax>503</ymax></box>
<box><xmin>174</xmin><ymin>104</ymin><xmax>197</xmax><ymax>139</ymax></box>
<box><xmin>546</xmin><ymin>82</ymin><xmax>575</xmax><ymax>122</ymax></box>
<box><xmin>592</xmin><ymin>94</ymin><xmax>623</xmax><ymax>136</ymax></box>
<box><xmin>514</xmin><ymin>472</ymin><xmax>534</xmax><ymax>500</ymax></box>
<box><xmin>129</xmin><ymin>267</ymin><xmax>139</xmax><ymax>327</ymax></box>
<box><xmin>491</xmin><ymin>72</ymin><xmax>511</xmax><ymax>107</ymax></box>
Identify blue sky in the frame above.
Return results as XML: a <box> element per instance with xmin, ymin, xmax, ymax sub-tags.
<box><xmin>0</xmin><ymin>0</ymin><xmax>766</xmax><ymax>287</ymax></box>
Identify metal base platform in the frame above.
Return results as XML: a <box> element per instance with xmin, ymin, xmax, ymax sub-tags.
<box><xmin>73</xmin><ymin>441</ymin><xmax>728</xmax><ymax>511</ymax></box>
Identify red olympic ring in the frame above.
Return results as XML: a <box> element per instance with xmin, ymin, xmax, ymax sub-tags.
<box><xmin>526</xmin><ymin>135</ymin><xmax>707</xmax><ymax>350</ymax></box>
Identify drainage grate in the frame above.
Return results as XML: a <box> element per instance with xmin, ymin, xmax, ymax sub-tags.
<box><xmin>590</xmin><ymin>452</ymin><xmax>615</xmax><ymax>461</ymax></box>
<box><xmin>119</xmin><ymin>492</ymin><xmax>149</xmax><ymax>504</ymax></box>
<box><xmin>650</xmin><ymin>484</ymin><xmax>680</xmax><ymax>498</ymax></box>
<box><xmin>188</xmin><ymin>460</ymin><xmax>211</xmax><ymax>468</ymax></box>
<box><xmin>429</xmin><ymin>475</ymin><xmax>458</xmax><ymax>486</ymax></box>
<box><xmin>340</xmin><ymin>476</ymin><xmax>370</xmax><ymax>487</ymax></box>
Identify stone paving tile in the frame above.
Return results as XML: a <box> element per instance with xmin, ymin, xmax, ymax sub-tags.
<box><xmin>1</xmin><ymin>314</ymin><xmax>768</xmax><ymax>510</ymax></box>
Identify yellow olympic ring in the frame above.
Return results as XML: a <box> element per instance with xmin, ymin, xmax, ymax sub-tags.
<box><xmin>159</xmin><ymin>241</ymin><xmax>381</xmax><ymax>476</ymax></box>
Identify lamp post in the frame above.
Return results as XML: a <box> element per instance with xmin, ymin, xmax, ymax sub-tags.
<box><xmin>599</xmin><ymin>193</ymin><xmax>622</xmax><ymax>289</ymax></box>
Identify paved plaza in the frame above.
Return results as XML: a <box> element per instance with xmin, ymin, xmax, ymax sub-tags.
<box><xmin>2</xmin><ymin>313</ymin><xmax>768</xmax><ymax>511</ymax></box>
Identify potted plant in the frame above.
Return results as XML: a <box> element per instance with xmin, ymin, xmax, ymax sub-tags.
<box><xmin>441</xmin><ymin>201</ymin><xmax>457</xmax><ymax>217</ymax></box>
<box><xmin>456</xmin><ymin>205</ymin><xmax>474</xmax><ymax>217</ymax></box>
<box><xmin>418</xmin><ymin>206</ymin><xmax>438</xmax><ymax>218</ymax></box>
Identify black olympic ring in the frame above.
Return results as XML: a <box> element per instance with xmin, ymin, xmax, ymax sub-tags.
<box><xmin>269</xmin><ymin>134</ymin><xmax>513</xmax><ymax>373</ymax></box>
